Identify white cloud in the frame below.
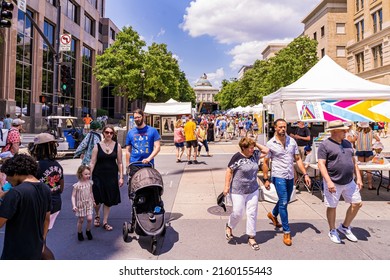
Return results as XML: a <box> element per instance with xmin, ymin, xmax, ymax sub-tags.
<box><xmin>181</xmin><ymin>0</ymin><xmax>318</xmax><ymax>71</ymax></box>
<box><xmin>228</xmin><ymin>38</ymin><xmax>292</xmax><ymax>70</ymax></box>
<box><xmin>172</xmin><ymin>53</ymin><xmax>183</xmax><ymax>64</ymax></box>
<box><xmin>157</xmin><ymin>28</ymin><xmax>166</xmax><ymax>37</ymax></box>
<box><xmin>181</xmin><ymin>0</ymin><xmax>316</xmax><ymax>44</ymax></box>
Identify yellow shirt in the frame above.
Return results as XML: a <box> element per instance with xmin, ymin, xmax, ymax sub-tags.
<box><xmin>184</xmin><ymin>121</ymin><xmax>196</xmax><ymax>141</ymax></box>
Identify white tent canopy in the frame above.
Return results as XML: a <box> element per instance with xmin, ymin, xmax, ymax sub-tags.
<box><xmin>263</xmin><ymin>55</ymin><xmax>390</xmax><ymax>122</ymax></box>
<box><xmin>144</xmin><ymin>99</ymin><xmax>192</xmax><ymax>115</ymax></box>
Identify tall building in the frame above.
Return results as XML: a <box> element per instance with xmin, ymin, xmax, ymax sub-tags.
<box><xmin>346</xmin><ymin>0</ymin><xmax>390</xmax><ymax>85</ymax></box>
<box><xmin>0</xmin><ymin>0</ymin><xmax>123</xmax><ymax>132</ymax></box>
<box><xmin>261</xmin><ymin>44</ymin><xmax>287</xmax><ymax>60</ymax></box>
<box><xmin>302</xmin><ymin>0</ymin><xmax>348</xmax><ymax>68</ymax></box>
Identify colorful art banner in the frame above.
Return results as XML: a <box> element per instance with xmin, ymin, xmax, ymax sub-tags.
<box><xmin>296</xmin><ymin>101</ymin><xmax>324</xmax><ymax>121</ymax></box>
<box><xmin>321</xmin><ymin>100</ymin><xmax>390</xmax><ymax>122</ymax></box>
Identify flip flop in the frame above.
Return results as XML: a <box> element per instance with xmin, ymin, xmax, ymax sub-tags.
<box><xmin>225</xmin><ymin>223</ymin><xmax>233</xmax><ymax>240</ymax></box>
<box><xmin>248</xmin><ymin>237</ymin><xmax>260</xmax><ymax>251</ymax></box>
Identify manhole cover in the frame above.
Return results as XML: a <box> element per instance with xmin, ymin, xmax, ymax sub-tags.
<box><xmin>207</xmin><ymin>205</ymin><xmax>232</xmax><ymax>216</ymax></box>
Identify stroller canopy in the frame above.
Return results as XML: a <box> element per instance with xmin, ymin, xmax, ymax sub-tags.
<box><xmin>130</xmin><ymin>167</ymin><xmax>164</xmax><ymax>194</ymax></box>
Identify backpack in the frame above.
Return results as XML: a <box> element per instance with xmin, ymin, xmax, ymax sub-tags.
<box><xmin>0</xmin><ymin>129</ymin><xmax>10</xmax><ymax>147</ymax></box>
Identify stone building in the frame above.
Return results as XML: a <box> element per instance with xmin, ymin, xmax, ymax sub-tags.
<box><xmin>302</xmin><ymin>0</ymin><xmax>348</xmax><ymax>68</ymax></box>
<box><xmin>346</xmin><ymin>0</ymin><xmax>390</xmax><ymax>85</ymax></box>
<box><xmin>193</xmin><ymin>74</ymin><xmax>219</xmax><ymax>114</ymax></box>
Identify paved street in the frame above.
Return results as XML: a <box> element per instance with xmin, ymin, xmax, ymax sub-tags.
<box><xmin>1</xmin><ymin>137</ymin><xmax>390</xmax><ymax>260</ymax></box>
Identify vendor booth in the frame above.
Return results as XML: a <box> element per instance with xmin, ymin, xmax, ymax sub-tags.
<box><xmin>143</xmin><ymin>99</ymin><xmax>192</xmax><ymax>140</ymax></box>
<box><xmin>263</xmin><ymin>55</ymin><xmax>390</xmax><ymax>123</ymax></box>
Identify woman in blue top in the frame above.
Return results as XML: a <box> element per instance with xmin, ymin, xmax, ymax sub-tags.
<box><xmin>222</xmin><ymin>137</ymin><xmax>269</xmax><ymax>250</ymax></box>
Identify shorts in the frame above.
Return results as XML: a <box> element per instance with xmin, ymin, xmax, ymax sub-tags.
<box><xmin>175</xmin><ymin>142</ymin><xmax>184</xmax><ymax>148</ymax></box>
<box><xmin>355</xmin><ymin>150</ymin><xmax>373</xmax><ymax>158</ymax></box>
<box><xmin>323</xmin><ymin>180</ymin><xmax>362</xmax><ymax>208</ymax></box>
<box><xmin>185</xmin><ymin>140</ymin><xmax>198</xmax><ymax>148</ymax></box>
<box><xmin>84</xmin><ymin>124</ymin><xmax>90</xmax><ymax>129</ymax></box>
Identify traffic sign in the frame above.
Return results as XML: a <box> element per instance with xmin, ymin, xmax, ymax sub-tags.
<box><xmin>60</xmin><ymin>34</ymin><xmax>71</xmax><ymax>51</ymax></box>
<box><xmin>18</xmin><ymin>0</ymin><xmax>26</xmax><ymax>13</ymax></box>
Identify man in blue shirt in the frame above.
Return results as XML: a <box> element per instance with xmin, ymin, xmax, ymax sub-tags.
<box><xmin>126</xmin><ymin>109</ymin><xmax>161</xmax><ymax>167</ymax></box>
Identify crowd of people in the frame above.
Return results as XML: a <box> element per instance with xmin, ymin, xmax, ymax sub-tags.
<box><xmin>0</xmin><ymin>109</ymin><xmax>387</xmax><ymax>258</ymax></box>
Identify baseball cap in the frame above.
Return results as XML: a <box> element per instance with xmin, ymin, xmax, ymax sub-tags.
<box><xmin>33</xmin><ymin>133</ymin><xmax>58</xmax><ymax>145</ymax></box>
<box><xmin>12</xmin><ymin>118</ymin><xmax>25</xmax><ymax>126</ymax></box>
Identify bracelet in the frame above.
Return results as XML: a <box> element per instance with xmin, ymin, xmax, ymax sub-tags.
<box><xmin>304</xmin><ymin>174</ymin><xmax>309</xmax><ymax>177</ymax></box>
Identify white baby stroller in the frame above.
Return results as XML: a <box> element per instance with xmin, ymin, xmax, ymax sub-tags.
<box><xmin>122</xmin><ymin>162</ymin><xmax>166</xmax><ymax>255</ymax></box>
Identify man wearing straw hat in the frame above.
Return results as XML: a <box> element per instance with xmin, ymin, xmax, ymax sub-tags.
<box><xmin>317</xmin><ymin>120</ymin><xmax>363</xmax><ymax>244</ymax></box>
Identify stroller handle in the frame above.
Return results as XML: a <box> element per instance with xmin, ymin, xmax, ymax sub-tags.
<box><xmin>128</xmin><ymin>161</ymin><xmax>154</xmax><ymax>168</ymax></box>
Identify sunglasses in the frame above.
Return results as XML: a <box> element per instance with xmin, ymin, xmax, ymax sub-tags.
<box><xmin>104</xmin><ymin>131</ymin><xmax>114</xmax><ymax>135</ymax></box>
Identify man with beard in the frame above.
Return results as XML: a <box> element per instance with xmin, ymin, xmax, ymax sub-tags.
<box><xmin>126</xmin><ymin>109</ymin><xmax>161</xmax><ymax>169</ymax></box>
<box><xmin>262</xmin><ymin>119</ymin><xmax>310</xmax><ymax>246</ymax></box>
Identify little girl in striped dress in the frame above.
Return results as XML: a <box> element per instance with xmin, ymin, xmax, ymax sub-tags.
<box><xmin>71</xmin><ymin>165</ymin><xmax>95</xmax><ymax>241</ymax></box>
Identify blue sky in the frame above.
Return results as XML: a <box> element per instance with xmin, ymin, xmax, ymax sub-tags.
<box><xmin>105</xmin><ymin>0</ymin><xmax>320</xmax><ymax>89</ymax></box>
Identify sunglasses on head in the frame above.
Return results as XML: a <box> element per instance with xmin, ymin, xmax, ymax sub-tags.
<box><xmin>104</xmin><ymin>131</ymin><xmax>114</xmax><ymax>135</ymax></box>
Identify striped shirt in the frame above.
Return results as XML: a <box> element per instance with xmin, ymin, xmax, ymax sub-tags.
<box><xmin>266</xmin><ymin>135</ymin><xmax>299</xmax><ymax>180</ymax></box>
<box><xmin>355</xmin><ymin>130</ymin><xmax>375</xmax><ymax>152</ymax></box>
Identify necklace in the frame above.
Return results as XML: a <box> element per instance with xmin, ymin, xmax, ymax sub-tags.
<box><xmin>103</xmin><ymin>140</ymin><xmax>111</xmax><ymax>153</ymax></box>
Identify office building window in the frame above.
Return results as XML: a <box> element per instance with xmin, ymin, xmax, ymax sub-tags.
<box><xmin>336</xmin><ymin>23</ymin><xmax>345</xmax><ymax>34</ymax></box>
<box><xmin>41</xmin><ymin>20</ymin><xmax>55</xmax><ymax>115</ymax></box>
<box><xmin>82</xmin><ymin>46</ymin><xmax>93</xmax><ymax>116</ymax></box>
<box><xmin>62</xmin><ymin>37</ymin><xmax>77</xmax><ymax>116</ymax></box>
<box><xmin>372</xmin><ymin>44</ymin><xmax>383</xmax><ymax>68</ymax></box>
<box><xmin>87</xmin><ymin>0</ymin><xmax>97</xmax><ymax>8</ymax></box>
<box><xmin>321</xmin><ymin>26</ymin><xmax>325</xmax><ymax>37</ymax></box>
<box><xmin>321</xmin><ymin>48</ymin><xmax>325</xmax><ymax>58</ymax></box>
<box><xmin>15</xmin><ymin>9</ymin><xmax>33</xmax><ymax>117</ymax></box>
<box><xmin>84</xmin><ymin>13</ymin><xmax>95</xmax><ymax>37</ymax></box>
<box><xmin>46</xmin><ymin>0</ymin><xmax>56</xmax><ymax>5</ymax></box>
<box><xmin>110</xmin><ymin>28</ymin><xmax>115</xmax><ymax>40</ymax></box>
<box><xmin>98</xmin><ymin>22</ymin><xmax>103</xmax><ymax>35</ymax></box>
<box><xmin>66</xmin><ymin>0</ymin><xmax>79</xmax><ymax>24</ymax></box>
<box><xmin>356</xmin><ymin>52</ymin><xmax>364</xmax><ymax>73</ymax></box>
<box><xmin>355</xmin><ymin>19</ymin><xmax>364</xmax><ymax>42</ymax></box>
<box><xmin>313</xmin><ymin>32</ymin><xmax>317</xmax><ymax>41</ymax></box>
<box><xmin>336</xmin><ymin>46</ymin><xmax>346</xmax><ymax>57</ymax></box>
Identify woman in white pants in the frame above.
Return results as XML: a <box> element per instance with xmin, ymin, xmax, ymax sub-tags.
<box><xmin>223</xmin><ymin>137</ymin><xmax>269</xmax><ymax>250</ymax></box>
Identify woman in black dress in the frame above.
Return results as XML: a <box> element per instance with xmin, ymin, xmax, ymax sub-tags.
<box><xmin>90</xmin><ymin>125</ymin><xmax>124</xmax><ymax>231</ymax></box>
<box><xmin>207</xmin><ymin>119</ymin><xmax>215</xmax><ymax>142</ymax></box>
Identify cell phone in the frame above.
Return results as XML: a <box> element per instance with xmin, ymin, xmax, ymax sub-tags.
<box><xmin>2</xmin><ymin>182</ymin><xmax>12</xmax><ymax>192</ymax></box>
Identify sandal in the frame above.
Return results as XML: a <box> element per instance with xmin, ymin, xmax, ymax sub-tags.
<box><xmin>102</xmin><ymin>223</ymin><xmax>113</xmax><ymax>231</ymax></box>
<box><xmin>94</xmin><ymin>216</ymin><xmax>100</xmax><ymax>227</ymax></box>
<box><xmin>248</xmin><ymin>237</ymin><xmax>260</xmax><ymax>251</ymax></box>
<box><xmin>225</xmin><ymin>223</ymin><xmax>233</xmax><ymax>240</ymax></box>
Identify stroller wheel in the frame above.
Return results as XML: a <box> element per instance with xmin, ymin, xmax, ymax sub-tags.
<box><xmin>151</xmin><ymin>238</ymin><xmax>158</xmax><ymax>255</ymax></box>
<box><xmin>122</xmin><ymin>222</ymin><xmax>129</xmax><ymax>242</ymax></box>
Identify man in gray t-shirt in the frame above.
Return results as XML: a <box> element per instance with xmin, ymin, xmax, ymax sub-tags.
<box><xmin>317</xmin><ymin>120</ymin><xmax>363</xmax><ymax>244</ymax></box>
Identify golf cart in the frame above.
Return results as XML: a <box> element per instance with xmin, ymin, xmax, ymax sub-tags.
<box><xmin>38</xmin><ymin>116</ymin><xmax>84</xmax><ymax>158</ymax></box>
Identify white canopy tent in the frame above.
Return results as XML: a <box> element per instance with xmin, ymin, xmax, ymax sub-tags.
<box><xmin>263</xmin><ymin>55</ymin><xmax>390</xmax><ymax>122</ymax></box>
<box><xmin>144</xmin><ymin>99</ymin><xmax>192</xmax><ymax>115</ymax></box>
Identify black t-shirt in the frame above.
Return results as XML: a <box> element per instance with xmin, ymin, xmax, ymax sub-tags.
<box><xmin>0</xmin><ymin>182</ymin><xmax>51</xmax><ymax>259</ymax></box>
<box><xmin>36</xmin><ymin>159</ymin><xmax>64</xmax><ymax>213</ymax></box>
<box><xmin>317</xmin><ymin>138</ymin><xmax>355</xmax><ymax>185</ymax></box>
<box><xmin>295</xmin><ymin>127</ymin><xmax>311</xmax><ymax>146</ymax></box>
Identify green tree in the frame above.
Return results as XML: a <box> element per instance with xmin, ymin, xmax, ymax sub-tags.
<box><xmin>177</xmin><ymin>71</ymin><xmax>196</xmax><ymax>103</ymax></box>
<box><xmin>215</xmin><ymin>79</ymin><xmax>241</xmax><ymax>109</ymax></box>
<box><xmin>93</xmin><ymin>26</ymin><xmax>146</xmax><ymax>101</ymax></box>
<box><xmin>143</xmin><ymin>43</ymin><xmax>181</xmax><ymax>102</ymax></box>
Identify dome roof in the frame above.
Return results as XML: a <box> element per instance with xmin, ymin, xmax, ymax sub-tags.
<box><xmin>194</xmin><ymin>73</ymin><xmax>212</xmax><ymax>87</ymax></box>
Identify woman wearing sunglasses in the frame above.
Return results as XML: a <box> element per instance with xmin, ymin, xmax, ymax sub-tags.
<box><xmin>90</xmin><ymin>125</ymin><xmax>124</xmax><ymax>231</ymax></box>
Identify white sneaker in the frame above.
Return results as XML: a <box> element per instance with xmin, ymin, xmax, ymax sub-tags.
<box><xmin>328</xmin><ymin>229</ymin><xmax>341</xmax><ymax>244</ymax></box>
<box><xmin>337</xmin><ymin>224</ymin><xmax>358</xmax><ymax>242</ymax></box>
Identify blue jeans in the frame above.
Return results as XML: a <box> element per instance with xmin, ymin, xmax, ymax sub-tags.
<box><xmin>198</xmin><ymin>140</ymin><xmax>209</xmax><ymax>153</ymax></box>
<box><xmin>271</xmin><ymin>177</ymin><xmax>294</xmax><ymax>233</ymax></box>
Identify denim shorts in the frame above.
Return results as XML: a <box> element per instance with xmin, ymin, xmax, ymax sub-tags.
<box><xmin>355</xmin><ymin>150</ymin><xmax>373</xmax><ymax>158</ymax></box>
<box><xmin>174</xmin><ymin>142</ymin><xmax>184</xmax><ymax>148</ymax></box>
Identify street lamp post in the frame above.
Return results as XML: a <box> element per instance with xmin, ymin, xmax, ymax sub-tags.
<box><xmin>140</xmin><ymin>69</ymin><xmax>145</xmax><ymax>109</ymax></box>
